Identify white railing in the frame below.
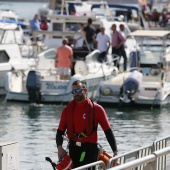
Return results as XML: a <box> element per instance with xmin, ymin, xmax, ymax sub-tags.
<box><xmin>72</xmin><ymin>160</ymin><xmax>105</xmax><ymax>170</ymax></box>
<box><xmin>107</xmin><ymin>144</ymin><xmax>153</xmax><ymax>169</ymax></box>
<box><xmin>108</xmin><ymin>146</ymin><xmax>170</xmax><ymax>170</ymax></box>
<box><xmin>153</xmin><ymin>135</ymin><xmax>170</xmax><ymax>170</ymax></box>
<box><xmin>71</xmin><ymin>135</ymin><xmax>170</xmax><ymax>170</ymax></box>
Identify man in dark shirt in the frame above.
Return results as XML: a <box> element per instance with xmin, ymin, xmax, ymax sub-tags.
<box><xmin>84</xmin><ymin>18</ymin><xmax>96</xmax><ymax>49</ymax></box>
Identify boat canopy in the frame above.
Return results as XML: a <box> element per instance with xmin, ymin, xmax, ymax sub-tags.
<box><xmin>47</xmin><ymin>14</ymin><xmax>97</xmax><ymax>21</ymax></box>
<box><xmin>129</xmin><ymin>30</ymin><xmax>170</xmax><ymax>38</ymax></box>
<box><xmin>33</xmin><ymin>30</ymin><xmax>91</xmax><ymax>52</ymax></box>
<box><xmin>0</xmin><ymin>19</ymin><xmax>26</xmax><ymax>27</ymax></box>
<box><xmin>33</xmin><ymin>30</ymin><xmax>85</xmax><ymax>37</ymax></box>
<box><xmin>91</xmin><ymin>4</ymin><xmax>139</xmax><ymax>12</ymax></box>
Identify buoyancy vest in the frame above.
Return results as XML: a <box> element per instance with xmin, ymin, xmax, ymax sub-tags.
<box><xmin>65</xmin><ymin>98</ymin><xmax>95</xmax><ymax>139</ymax></box>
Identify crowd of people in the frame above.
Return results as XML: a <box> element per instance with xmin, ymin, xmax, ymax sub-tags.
<box><xmin>29</xmin><ymin>13</ymin><xmax>128</xmax><ymax>80</ymax></box>
<box><xmin>141</xmin><ymin>3</ymin><xmax>170</xmax><ymax>27</ymax></box>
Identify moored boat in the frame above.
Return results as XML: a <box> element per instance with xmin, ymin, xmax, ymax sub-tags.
<box><xmin>4</xmin><ymin>31</ymin><xmax>118</xmax><ymax>104</ymax></box>
<box><xmin>94</xmin><ymin>30</ymin><xmax>170</xmax><ymax>107</ymax></box>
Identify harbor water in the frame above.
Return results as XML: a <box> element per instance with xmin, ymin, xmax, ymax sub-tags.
<box><xmin>0</xmin><ymin>101</ymin><xmax>170</xmax><ymax>169</ymax></box>
<box><xmin>0</xmin><ymin>1</ymin><xmax>48</xmax><ymax>20</ymax></box>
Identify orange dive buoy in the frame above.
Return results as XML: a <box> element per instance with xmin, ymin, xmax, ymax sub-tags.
<box><xmin>97</xmin><ymin>144</ymin><xmax>119</xmax><ymax>167</ymax></box>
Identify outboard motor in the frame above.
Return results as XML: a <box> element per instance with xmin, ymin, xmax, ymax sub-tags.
<box><xmin>120</xmin><ymin>70</ymin><xmax>143</xmax><ymax>103</ymax></box>
<box><xmin>130</xmin><ymin>49</ymin><xmax>140</xmax><ymax>68</ymax></box>
<box><xmin>26</xmin><ymin>70</ymin><xmax>41</xmax><ymax>104</ymax></box>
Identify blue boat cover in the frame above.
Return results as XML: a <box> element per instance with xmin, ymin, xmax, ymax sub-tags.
<box><xmin>0</xmin><ymin>19</ymin><xmax>26</xmax><ymax>27</ymax></box>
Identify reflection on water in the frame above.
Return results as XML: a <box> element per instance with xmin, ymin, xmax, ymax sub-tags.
<box><xmin>0</xmin><ymin>102</ymin><xmax>170</xmax><ymax>169</ymax></box>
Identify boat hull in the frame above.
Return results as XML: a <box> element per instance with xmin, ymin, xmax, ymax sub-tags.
<box><xmin>6</xmin><ymin>74</ymin><xmax>113</xmax><ymax>103</ymax></box>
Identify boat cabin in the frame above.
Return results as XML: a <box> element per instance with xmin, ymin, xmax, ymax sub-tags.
<box><xmin>41</xmin><ymin>14</ymin><xmax>137</xmax><ymax>61</ymax></box>
<box><xmin>129</xmin><ymin>30</ymin><xmax>170</xmax><ymax>82</ymax></box>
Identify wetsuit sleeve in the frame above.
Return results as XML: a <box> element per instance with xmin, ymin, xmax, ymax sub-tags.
<box><xmin>94</xmin><ymin>103</ymin><xmax>117</xmax><ymax>152</ymax></box>
<box><xmin>56</xmin><ymin>129</ymin><xmax>64</xmax><ymax>147</ymax></box>
<box><xmin>56</xmin><ymin>107</ymin><xmax>67</xmax><ymax>147</ymax></box>
<box><xmin>95</xmin><ymin>104</ymin><xmax>110</xmax><ymax>130</ymax></box>
<box><xmin>104</xmin><ymin>128</ymin><xmax>118</xmax><ymax>152</ymax></box>
<box><xmin>58</xmin><ymin>107</ymin><xmax>67</xmax><ymax>131</ymax></box>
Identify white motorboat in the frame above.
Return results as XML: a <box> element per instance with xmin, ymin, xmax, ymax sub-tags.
<box><xmin>0</xmin><ymin>22</ymin><xmax>44</xmax><ymax>95</ymax></box>
<box><xmin>38</xmin><ymin>0</ymin><xmax>146</xmax><ymax>31</ymax></box>
<box><xmin>95</xmin><ymin>30</ymin><xmax>170</xmax><ymax>107</ymax></box>
<box><xmin>4</xmin><ymin>31</ymin><xmax>118</xmax><ymax>104</ymax></box>
<box><xmin>0</xmin><ymin>9</ymin><xmax>28</xmax><ymax>29</ymax></box>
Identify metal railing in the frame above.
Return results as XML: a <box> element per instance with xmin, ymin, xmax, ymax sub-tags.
<box><xmin>153</xmin><ymin>136</ymin><xmax>170</xmax><ymax>170</ymax></box>
<box><xmin>108</xmin><ymin>146</ymin><xmax>170</xmax><ymax>170</ymax></box>
<box><xmin>72</xmin><ymin>135</ymin><xmax>170</xmax><ymax>170</ymax></box>
<box><xmin>72</xmin><ymin>160</ymin><xmax>105</xmax><ymax>170</ymax></box>
<box><xmin>107</xmin><ymin>144</ymin><xmax>153</xmax><ymax>169</ymax></box>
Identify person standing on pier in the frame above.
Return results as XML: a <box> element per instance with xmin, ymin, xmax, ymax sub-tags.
<box><xmin>83</xmin><ymin>18</ymin><xmax>96</xmax><ymax>49</ymax></box>
<box><xmin>55</xmin><ymin>38</ymin><xmax>73</xmax><ymax>80</ymax></box>
<box><xmin>111</xmin><ymin>24</ymin><xmax>125</xmax><ymax>70</ymax></box>
<box><xmin>29</xmin><ymin>14</ymin><xmax>40</xmax><ymax>36</ymax></box>
<box><xmin>56</xmin><ymin>80</ymin><xmax>118</xmax><ymax>168</ymax></box>
<box><xmin>96</xmin><ymin>27</ymin><xmax>110</xmax><ymax>63</ymax></box>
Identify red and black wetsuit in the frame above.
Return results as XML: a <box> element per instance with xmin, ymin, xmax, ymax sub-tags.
<box><xmin>56</xmin><ymin>98</ymin><xmax>117</xmax><ymax>168</ymax></box>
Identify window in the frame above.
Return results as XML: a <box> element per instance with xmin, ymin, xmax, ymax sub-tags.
<box><xmin>0</xmin><ymin>50</ymin><xmax>10</xmax><ymax>63</ymax></box>
<box><xmin>65</xmin><ymin>22</ymin><xmax>80</xmax><ymax>31</ymax></box>
<box><xmin>53</xmin><ymin>23</ymin><xmax>63</xmax><ymax>31</ymax></box>
<box><xmin>52</xmin><ymin>23</ymin><xmax>63</xmax><ymax>38</ymax></box>
<box><xmin>1</xmin><ymin>30</ymin><xmax>16</xmax><ymax>44</ymax></box>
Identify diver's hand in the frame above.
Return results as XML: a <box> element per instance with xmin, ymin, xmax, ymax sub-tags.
<box><xmin>57</xmin><ymin>145</ymin><xmax>67</xmax><ymax>160</ymax></box>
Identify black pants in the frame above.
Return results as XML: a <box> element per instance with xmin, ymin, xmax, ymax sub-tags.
<box><xmin>99</xmin><ymin>51</ymin><xmax>107</xmax><ymax>63</ymax></box>
<box><xmin>69</xmin><ymin>140</ymin><xmax>98</xmax><ymax>169</ymax></box>
<box><xmin>112</xmin><ymin>47</ymin><xmax>120</xmax><ymax>69</ymax></box>
<box><xmin>119</xmin><ymin>47</ymin><xmax>127</xmax><ymax>71</ymax></box>
<box><xmin>112</xmin><ymin>46</ymin><xmax>127</xmax><ymax>71</ymax></box>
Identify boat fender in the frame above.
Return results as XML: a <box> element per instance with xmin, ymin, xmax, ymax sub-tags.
<box><xmin>112</xmin><ymin>67</ymin><xmax>119</xmax><ymax>77</ymax></box>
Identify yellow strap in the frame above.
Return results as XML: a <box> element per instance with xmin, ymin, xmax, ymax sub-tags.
<box><xmin>80</xmin><ymin>132</ymin><xmax>88</xmax><ymax>137</ymax></box>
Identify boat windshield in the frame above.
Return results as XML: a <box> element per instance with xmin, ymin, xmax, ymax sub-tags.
<box><xmin>0</xmin><ymin>29</ymin><xmax>16</xmax><ymax>44</ymax></box>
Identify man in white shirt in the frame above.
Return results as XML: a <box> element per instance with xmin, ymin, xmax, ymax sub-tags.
<box><xmin>73</xmin><ymin>23</ymin><xmax>85</xmax><ymax>48</ymax></box>
<box><xmin>96</xmin><ymin>27</ymin><xmax>110</xmax><ymax>62</ymax></box>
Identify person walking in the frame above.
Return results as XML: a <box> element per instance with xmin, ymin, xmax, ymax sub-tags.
<box><xmin>119</xmin><ymin>24</ymin><xmax>127</xmax><ymax>71</ymax></box>
<box><xmin>96</xmin><ymin>27</ymin><xmax>110</xmax><ymax>63</ymax></box>
<box><xmin>111</xmin><ymin>24</ymin><xmax>125</xmax><ymax>70</ymax></box>
<box><xmin>56</xmin><ymin>80</ymin><xmax>118</xmax><ymax>169</ymax></box>
<box><xmin>83</xmin><ymin>18</ymin><xmax>96</xmax><ymax>49</ymax></box>
<box><xmin>55</xmin><ymin>38</ymin><xmax>73</xmax><ymax>80</ymax></box>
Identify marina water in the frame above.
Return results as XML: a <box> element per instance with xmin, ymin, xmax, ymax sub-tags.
<box><xmin>0</xmin><ymin>101</ymin><xmax>170</xmax><ymax>169</ymax></box>
<box><xmin>0</xmin><ymin>1</ymin><xmax>48</xmax><ymax>20</ymax></box>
